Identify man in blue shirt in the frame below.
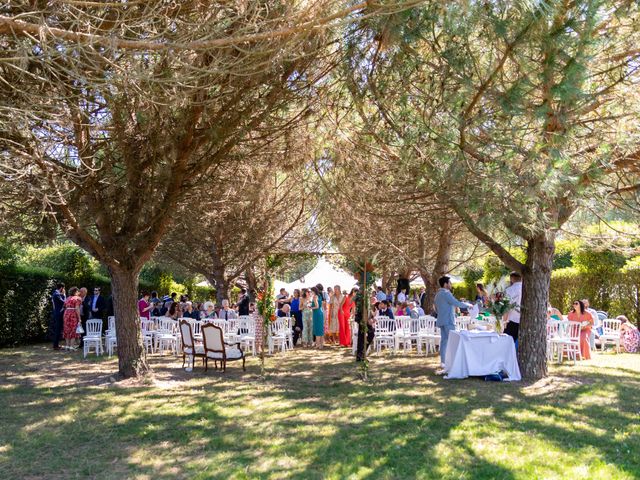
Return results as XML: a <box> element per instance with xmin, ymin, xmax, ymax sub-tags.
<box><xmin>375</xmin><ymin>287</ymin><xmax>387</xmax><ymax>303</ymax></box>
<box><xmin>434</xmin><ymin>276</ymin><xmax>470</xmax><ymax>370</ymax></box>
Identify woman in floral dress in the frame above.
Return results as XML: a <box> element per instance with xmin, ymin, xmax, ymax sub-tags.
<box><xmin>62</xmin><ymin>287</ymin><xmax>83</xmax><ymax>350</ymax></box>
<box><xmin>617</xmin><ymin>315</ymin><xmax>640</xmax><ymax>353</ymax></box>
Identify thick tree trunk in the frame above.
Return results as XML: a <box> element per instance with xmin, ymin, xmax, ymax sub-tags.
<box><xmin>213</xmin><ymin>273</ymin><xmax>229</xmax><ymax>305</ymax></box>
<box><xmin>109</xmin><ymin>267</ymin><xmax>149</xmax><ymax>378</ymax></box>
<box><xmin>422</xmin><ymin>226</ymin><xmax>454</xmax><ymax>314</ymax></box>
<box><xmin>245</xmin><ymin>267</ymin><xmax>258</xmax><ymax>301</ymax></box>
<box><xmin>518</xmin><ymin>233</ymin><xmax>556</xmax><ymax>380</ymax></box>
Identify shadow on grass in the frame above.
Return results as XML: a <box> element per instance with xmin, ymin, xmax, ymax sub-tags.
<box><xmin>0</xmin><ymin>345</ymin><xmax>638</xmax><ymax>479</ymax></box>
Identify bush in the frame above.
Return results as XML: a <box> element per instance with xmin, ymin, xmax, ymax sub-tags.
<box><xmin>22</xmin><ymin>243</ymin><xmax>98</xmax><ymax>286</ymax></box>
<box><xmin>549</xmin><ymin>266</ymin><xmax>640</xmax><ymax>325</ymax></box>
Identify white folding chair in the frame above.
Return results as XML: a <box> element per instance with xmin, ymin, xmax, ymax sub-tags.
<box><xmin>237</xmin><ymin>318</ymin><xmax>256</xmax><ymax>356</ymax></box>
<box><xmin>156</xmin><ymin>317</ymin><xmax>178</xmax><ymax>355</ymax></box>
<box><xmin>394</xmin><ymin>316</ymin><xmax>414</xmax><ymax>353</ymax></box>
<box><xmin>374</xmin><ymin>317</ymin><xmax>396</xmax><ymax>354</ymax></box>
<box><xmin>140</xmin><ymin>318</ymin><xmax>155</xmax><ymax>353</ymax></box>
<box><xmin>550</xmin><ymin>321</ymin><xmax>582</xmax><ymax>363</ymax></box>
<box><xmin>268</xmin><ymin>318</ymin><xmax>288</xmax><ymax>354</ymax></box>
<box><xmin>546</xmin><ymin>321</ymin><xmax>561</xmax><ymax>362</ymax></box>
<box><xmin>417</xmin><ymin>316</ymin><xmax>440</xmax><ymax>355</ymax></box>
<box><xmin>83</xmin><ymin>319</ymin><xmax>103</xmax><ymax>358</ymax></box>
<box><xmin>600</xmin><ymin>319</ymin><xmax>622</xmax><ymax>353</ymax></box>
<box><xmin>455</xmin><ymin>316</ymin><xmax>471</xmax><ymax>331</ymax></box>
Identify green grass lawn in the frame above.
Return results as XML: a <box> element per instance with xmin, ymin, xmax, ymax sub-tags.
<box><xmin>0</xmin><ymin>345</ymin><xmax>638</xmax><ymax>479</ymax></box>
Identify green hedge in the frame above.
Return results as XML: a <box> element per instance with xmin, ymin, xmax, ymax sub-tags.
<box><xmin>550</xmin><ymin>265</ymin><xmax>640</xmax><ymax>324</ymax></box>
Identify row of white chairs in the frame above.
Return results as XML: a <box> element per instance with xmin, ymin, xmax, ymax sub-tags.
<box><xmin>547</xmin><ymin>318</ymin><xmax>623</xmax><ymax>363</ymax></box>
<box><xmin>83</xmin><ymin>316</ymin><xmax>117</xmax><ymax>358</ymax></box>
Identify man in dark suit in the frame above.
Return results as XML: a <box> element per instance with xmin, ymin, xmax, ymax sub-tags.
<box><xmin>237</xmin><ymin>288</ymin><xmax>250</xmax><ymax>316</ymax></box>
<box><xmin>86</xmin><ymin>287</ymin><xmax>106</xmax><ymax>320</ymax></box>
<box><xmin>51</xmin><ymin>283</ymin><xmax>66</xmax><ymax>350</ymax></box>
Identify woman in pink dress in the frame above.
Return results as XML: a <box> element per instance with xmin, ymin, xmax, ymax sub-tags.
<box><xmin>339</xmin><ymin>288</ymin><xmax>356</xmax><ymax>346</ymax></box>
<box><xmin>62</xmin><ymin>287</ymin><xmax>83</xmax><ymax>350</ymax></box>
<box><xmin>617</xmin><ymin>315</ymin><xmax>640</xmax><ymax>353</ymax></box>
<box><xmin>567</xmin><ymin>300</ymin><xmax>594</xmax><ymax>360</ymax></box>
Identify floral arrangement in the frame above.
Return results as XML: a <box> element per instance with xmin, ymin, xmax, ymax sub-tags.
<box><xmin>487</xmin><ymin>290</ymin><xmax>519</xmax><ymax>332</ymax></box>
<box><xmin>256</xmin><ymin>283</ymin><xmax>275</xmax><ymax>325</ymax></box>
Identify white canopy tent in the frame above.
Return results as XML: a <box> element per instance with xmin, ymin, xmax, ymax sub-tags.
<box><xmin>274</xmin><ymin>257</ymin><xmax>358</xmax><ymax>295</ymax></box>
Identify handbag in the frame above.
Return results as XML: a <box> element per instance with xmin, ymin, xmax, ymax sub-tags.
<box><xmin>76</xmin><ymin>323</ymin><xmax>85</xmax><ymax>335</ymax></box>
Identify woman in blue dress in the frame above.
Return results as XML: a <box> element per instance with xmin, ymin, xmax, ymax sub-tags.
<box><xmin>311</xmin><ymin>286</ymin><xmax>324</xmax><ymax>349</ymax></box>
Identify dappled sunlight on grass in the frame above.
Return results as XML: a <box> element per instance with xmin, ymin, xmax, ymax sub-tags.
<box><xmin>0</xmin><ymin>344</ymin><xmax>638</xmax><ymax>479</ymax></box>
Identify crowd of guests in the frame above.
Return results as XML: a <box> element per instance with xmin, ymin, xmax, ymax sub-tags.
<box><xmin>275</xmin><ymin>284</ymin><xmax>357</xmax><ymax>350</ymax></box>
<box><xmin>50</xmin><ymin>283</ymin><xmax>108</xmax><ymax>351</ymax></box>
<box><xmin>136</xmin><ymin>288</ymin><xmax>254</xmax><ymax>322</ymax></box>
<box><xmin>50</xmin><ymin>276</ymin><xmax>639</xmax><ymax>361</ymax></box>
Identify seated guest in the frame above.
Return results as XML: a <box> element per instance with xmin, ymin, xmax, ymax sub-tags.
<box><xmin>377</xmin><ymin>300</ymin><xmax>395</xmax><ymax>319</ymax></box>
<box><xmin>458</xmin><ymin>299</ymin><xmax>470</xmax><ymax>315</ymax></box>
<box><xmin>567</xmin><ymin>300</ymin><xmax>593</xmax><ymax>360</ymax></box>
<box><xmin>149</xmin><ymin>291</ymin><xmax>162</xmax><ymax>317</ymax></box>
<box><xmin>277</xmin><ymin>304</ymin><xmax>291</xmax><ymax>317</ymax></box>
<box><xmin>395</xmin><ymin>302</ymin><xmax>410</xmax><ymax>316</ymax></box>
<box><xmin>617</xmin><ymin>315</ymin><xmax>639</xmax><ymax>353</ymax></box>
<box><xmin>409</xmin><ymin>301</ymin><xmax>421</xmax><ymax>319</ymax></box>
<box><xmin>167</xmin><ymin>301</ymin><xmax>181</xmax><ymax>320</ymax></box>
<box><xmin>547</xmin><ymin>304</ymin><xmax>563</xmax><ymax>320</ymax></box>
<box><xmin>182</xmin><ymin>301</ymin><xmax>200</xmax><ymax>320</ymax></box>
<box><xmin>202</xmin><ymin>301</ymin><xmax>217</xmax><ymax>319</ymax></box>
<box><xmin>219</xmin><ymin>299</ymin><xmax>237</xmax><ymax>320</ymax></box>
<box><xmin>249</xmin><ymin>302</ymin><xmax>256</xmax><ymax>314</ymax></box>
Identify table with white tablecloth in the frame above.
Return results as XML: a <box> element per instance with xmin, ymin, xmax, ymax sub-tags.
<box><xmin>444</xmin><ymin>330</ymin><xmax>521</xmax><ymax>381</ymax></box>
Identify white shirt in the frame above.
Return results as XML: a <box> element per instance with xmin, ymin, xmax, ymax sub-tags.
<box><xmin>505</xmin><ymin>281</ymin><xmax>522</xmax><ymax>324</ymax></box>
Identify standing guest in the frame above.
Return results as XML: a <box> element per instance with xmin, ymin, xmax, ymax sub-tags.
<box><xmin>617</xmin><ymin>315</ymin><xmax>639</xmax><ymax>353</ymax></box>
<box><xmin>419</xmin><ymin>287</ymin><xmax>427</xmax><ymax>312</ymax></box>
<box><xmin>301</xmin><ymin>289</ymin><xmax>313</xmax><ymax>347</ymax></box>
<box><xmin>475</xmin><ymin>283</ymin><xmax>489</xmax><ymax>307</ymax></box>
<box><xmin>82</xmin><ymin>286</ymin><xmax>104</xmax><ymax>347</ymax></box>
<box><xmin>62</xmin><ymin>287</ymin><xmax>83</xmax><ymax>350</ymax></box>
<box><xmin>219</xmin><ymin>299</ymin><xmax>237</xmax><ymax>320</ymax></box>
<box><xmin>327</xmin><ymin>286</ymin><xmax>342</xmax><ymax>345</ymax></box>
<box><xmin>375</xmin><ymin>286</ymin><xmax>386</xmax><ymax>302</ymax></box>
<box><xmin>202</xmin><ymin>301</ymin><xmax>217</xmax><ymax>319</ymax></box>
<box><xmin>86</xmin><ymin>287</ymin><xmax>106</xmax><ymax>320</ymax></box>
<box><xmin>163</xmin><ymin>292</ymin><xmax>177</xmax><ymax>313</ymax></box>
<box><xmin>339</xmin><ymin>288</ymin><xmax>355</xmax><ymax>347</ymax></box>
<box><xmin>582</xmin><ymin>298</ymin><xmax>600</xmax><ymax>350</ymax></box>
<box><xmin>237</xmin><ymin>288</ymin><xmax>250</xmax><ymax>316</ymax></box>
<box><xmin>434</xmin><ymin>276</ymin><xmax>470</xmax><ymax>371</ymax></box>
<box><xmin>51</xmin><ymin>283</ymin><xmax>66</xmax><ymax>350</ymax></box>
<box><xmin>503</xmin><ymin>272</ymin><xmax>522</xmax><ymax>343</ymax></box>
<box><xmin>290</xmin><ymin>289</ymin><xmax>303</xmax><ymax>346</ymax></box>
<box><xmin>106</xmin><ymin>293</ymin><xmax>114</xmax><ymax>318</ymax></box>
<box><xmin>183</xmin><ymin>301</ymin><xmax>201</xmax><ymax>320</ymax></box>
<box><xmin>138</xmin><ymin>292</ymin><xmax>153</xmax><ymax>320</ymax></box>
<box><xmin>567</xmin><ymin>300</ymin><xmax>594</xmax><ymax>360</ymax></box>
<box><xmin>397</xmin><ymin>288</ymin><xmax>407</xmax><ymax>305</ymax></box>
<box><xmin>311</xmin><ymin>286</ymin><xmax>324</xmax><ymax>349</ymax></box>
<box><xmin>275</xmin><ymin>288</ymin><xmax>289</xmax><ymax>310</ymax></box>
<box><xmin>377</xmin><ymin>300</ymin><xmax>395</xmax><ymax>319</ymax></box>
<box><xmin>386</xmin><ymin>287</ymin><xmax>393</xmax><ymax>305</ymax></box>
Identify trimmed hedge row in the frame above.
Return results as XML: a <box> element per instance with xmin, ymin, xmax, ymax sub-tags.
<box><xmin>0</xmin><ymin>265</ymin><xmax>115</xmax><ymax>348</ymax></box>
<box><xmin>0</xmin><ymin>264</ymin><xmax>216</xmax><ymax>348</ymax></box>
<box><xmin>549</xmin><ymin>266</ymin><xmax>640</xmax><ymax>324</ymax></box>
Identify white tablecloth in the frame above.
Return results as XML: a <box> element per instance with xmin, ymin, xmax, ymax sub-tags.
<box><xmin>444</xmin><ymin>330</ymin><xmax>521</xmax><ymax>381</ymax></box>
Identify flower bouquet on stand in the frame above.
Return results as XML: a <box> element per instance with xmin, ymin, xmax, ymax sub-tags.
<box><xmin>487</xmin><ymin>290</ymin><xmax>518</xmax><ymax>333</ymax></box>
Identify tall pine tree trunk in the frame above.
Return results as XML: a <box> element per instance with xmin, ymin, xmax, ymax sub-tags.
<box><xmin>518</xmin><ymin>233</ymin><xmax>555</xmax><ymax>380</ymax></box>
<box><xmin>109</xmin><ymin>267</ymin><xmax>149</xmax><ymax>378</ymax></box>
